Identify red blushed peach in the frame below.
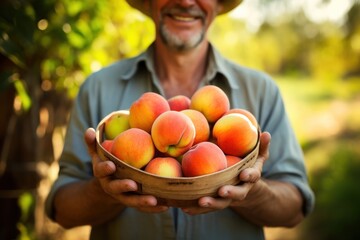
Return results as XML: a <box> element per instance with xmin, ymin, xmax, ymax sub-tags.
<box><xmin>213</xmin><ymin>113</ymin><xmax>258</xmax><ymax>157</ymax></box>
<box><xmin>182</xmin><ymin>142</ymin><xmax>227</xmax><ymax>177</ymax></box>
<box><xmin>226</xmin><ymin>155</ymin><xmax>242</xmax><ymax>168</ymax></box>
<box><xmin>111</xmin><ymin>128</ymin><xmax>155</xmax><ymax>169</ymax></box>
<box><xmin>145</xmin><ymin>157</ymin><xmax>183</xmax><ymax>177</ymax></box>
<box><xmin>101</xmin><ymin>139</ymin><xmax>114</xmax><ymax>153</ymax></box>
<box><xmin>129</xmin><ymin>92</ymin><xmax>170</xmax><ymax>133</ymax></box>
<box><xmin>168</xmin><ymin>95</ymin><xmax>191</xmax><ymax>111</ymax></box>
<box><xmin>181</xmin><ymin>109</ymin><xmax>210</xmax><ymax>144</ymax></box>
<box><xmin>151</xmin><ymin>111</ymin><xmax>195</xmax><ymax>158</ymax></box>
<box><xmin>225</xmin><ymin>108</ymin><xmax>258</xmax><ymax>128</ymax></box>
<box><xmin>190</xmin><ymin>85</ymin><xmax>230</xmax><ymax>123</ymax></box>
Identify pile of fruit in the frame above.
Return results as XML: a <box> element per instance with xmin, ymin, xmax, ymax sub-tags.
<box><xmin>100</xmin><ymin>85</ymin><xmax>258</xmax><ymax>178</ymax></box>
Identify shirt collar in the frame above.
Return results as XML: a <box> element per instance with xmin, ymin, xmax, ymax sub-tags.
<box><xmin>208</xmin><ymin>44</ymin><xmax>239</xmax><ymax>89</ymax></box>
<box><xmin>120</xmin><ymin>42</ymin><xmax>239</xmax><ymax>89</ymax></box>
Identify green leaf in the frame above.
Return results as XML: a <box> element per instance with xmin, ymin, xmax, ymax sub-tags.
<box><xmin>13</xmin><ymin>78</ymin><xmax>32</xmax><ymax>111</ymax></box>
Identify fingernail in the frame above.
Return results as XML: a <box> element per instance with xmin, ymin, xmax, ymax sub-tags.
<box><xmin>242</xmin><ymin>172</ymin><xmax>249</xmax><ymax>181</ymax></box>
<box><xmin>247</xmin><ymin>173</ymin><xmax>252</xmax><ymax>181</ymax></box>
<box><xmin>126</xmin><ymin>184</ymin><xmax>136</xmax><ymax>192</ymax></box>
<box><xmin>200</xmin><ymin>201</ymin><xmax>210</xmax><ymax>207</ymax></box>
<box><xmin>221</xmin><ymin>190</ymin><xmax>229</xmax><ymax>197</ymax></box>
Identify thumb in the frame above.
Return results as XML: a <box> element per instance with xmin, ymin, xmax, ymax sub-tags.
<box><xmin>258</xmin><ymin>131</ymin><xmax>271</xmax><ymax>164</ymax></box>
<box><xmin>84</xmin><ymin>127</ymin><xmax>97</xmax><ymax>157</ymax></box>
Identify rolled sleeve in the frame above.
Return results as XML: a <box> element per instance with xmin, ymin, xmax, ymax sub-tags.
<box><xmin>259</xmin><ymin>81</ymin><xmax>315</xmax><ymax>216</ymax></box>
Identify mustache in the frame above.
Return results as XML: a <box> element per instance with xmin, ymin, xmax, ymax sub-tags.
<box><xmin>162</xmin><ymin>5</ymin><xmax>206</xmax><ymax>19</ymax></box>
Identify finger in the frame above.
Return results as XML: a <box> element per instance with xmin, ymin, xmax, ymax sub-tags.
<box><xmin>106</xmin><ymin>179</ymin><xmax>138</xmax><ymax>194</ymax></box>
<box><xmin>93</xmin><ymin>160</ymin><xmax>117</xmax><ymax>178</ymax></box>
<box><xmin>258</xmin><ymin>131</ymin><xmax>271</xmax><ymax>164</ymax></box>
<box><xmin>85</xmin><ymin>128</ymin><xmax>117</xmax><ymax>178</ymax></box>
<box><xmin>198</xmin><ymin>196</ymin><xmax>231</xmax><ymax>209</ymax></box>
<box><xmin>84</xmin><ymin>128</ymin><xmax>97</xmax><ymax>157</ymax></box>
<box><xmin>84</xmin><ymin>128</ymin><xmax>102</xmax><ymax>167</ymax></box>
<box><xmin>239</xmin><ymin>167</ymin><xmax>261</xmax><ymax>183</ymax></box>
<box><xmin>181</xmin><ymin>197</ymin><xmax>231</xmax><ymax>215</ymax></box>
<box><xmin>121</xmin><ymin>194</ymin><xmax>159</xmax><ymax>208</ymax></box>
<box><xmin>239</xmin><ymin>132</ymin><xmax>271</xmax><ymax>182</ymax></box>
<box><xmin>218</xmin><ymin>183</ymin><xmax>253</xmax><ymax>202</ymax></box>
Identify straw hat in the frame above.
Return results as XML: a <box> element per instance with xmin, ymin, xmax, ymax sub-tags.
<box><xmin>126</xmin><ymin>0</ymin><xmax>243</xmax><ymax>16</ymax></box>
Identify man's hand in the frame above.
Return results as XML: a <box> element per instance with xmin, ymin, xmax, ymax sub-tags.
<box><xmin>181</xmin><ymin>132</ymin><xmax>271</xmax><ymax>215</ymax></box>
<box><xmin>85</xmin><ymin>128</ymin><xmax>169</xmax><ymax>213</ymax></box>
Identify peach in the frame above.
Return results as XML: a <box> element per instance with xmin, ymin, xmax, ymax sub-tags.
<box><xmin>213</xmin><ymin>113</ymin><xmax>258</xmax><ymax>157</ymax></box>
<box><xmin>225</xmin><ymin>108</ymin><xmax>258</xmax><ymax>128</ymax></box>
<box><xmin>168</xmin><ymin>95</ymin><xmax>191</xmax><ymax>111</ymax></box>
<box><xmin>190</xmin><ymin>85</ymin><xmax>230</xmax><ymax>123</ymax></box>
<box><xmin>182</xmin><ymin>142</ymin><xmax>227</xmax><ymax>177</ymax></box>
<box><xmin>129</xmin><ymin>92</ymin><xmax>170</xmax><ymax>133</ymax></box>
<box><xmin>151</xmin><ymin>111</ymin><xmax>195</xmax><ymax>158</ymax></box>
<box><xmin>104</xmin><ymin>110</ymin><xmax>130</xmax><ymax>140</ymax></box>
<box><xmin>181</xmin><ymin>109</ymin><xmax>210</xmax><ymax>144</ymax></box>
<box><xmin>145</xmin><ymin>157</ymin><xmax>183</xmax><ymax>177</ymax></box>
<box><xmin>101</xmin><ymin>139</ymin><xmax>114</xmax><ymax>152</ymax></box>
<box><xmin>226</xmin><ymin>155</ymin><xmax>242</xmax><ymax>168</ymax></box>
<box><xmin>111</xmin><ymin>128</ymin><xmax>155</xmax><ymax>169</ymax></box>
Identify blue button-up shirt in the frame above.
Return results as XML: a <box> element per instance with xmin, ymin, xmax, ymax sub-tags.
<box><xmin>46</xmin><ymin>43</ymin><xmax>314</xmax><ymax>240</ymax></box>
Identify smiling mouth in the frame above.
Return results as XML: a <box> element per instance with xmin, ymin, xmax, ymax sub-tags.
<box><xmin>164</xmin><ymin>6</ymin><xmax>204</xmax><ymax>23</ymax></box>
<box><xmin>172</xmin><ymin>15</ymin><xmax>197</xmax><ymax>22</ymax></box>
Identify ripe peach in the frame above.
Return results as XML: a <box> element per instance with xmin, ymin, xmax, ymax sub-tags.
<box><xmin>213</xmin><ymin>113</ymin><xmax>258</xmax><ymax>157</ymax></box>
<box><xmin>226</xmin><ymin>155</ymin><xmax>242</xmax><ymax>168</ymax></box>
<box><xmin>151</xmin><ymin>111</ymin><xmax>195</xmax><ymax>158</ymax></box>
<box><xmin>182</xmin><ymin>142</ymin><xmax>227</xmax><ymax>177</ymax></box>
<box><xmin>190</xmin><ymin>85</ymin><xmax>230</xmax><ymax>123</ymax></box>
<box><xmin>145</xmin><ymin>157</ymin><xmax>183</xmax><ymax>177</ymax></box>
<box><xmin>181</xmin><ymin>109</ymin><xmax>210</xmax><ymax>144</ymax></box>
<box><xmin>101</xmin><ymin>139</ymin><xmax>114</xmax><ymax>152</ymax></box>
<box><xmin>168</xmin><ymin>95</ymin><xmax>191</xmax><ymax>111</ymax></box>
<box><xmin>104</xmin><ymin>110</ymin><xmax>130</xmax><ymax>140</ymax></box>
<box><xmin>129</xmin><ymin>92</ymin><xmax>170</xmax><ymax>133</ymax></box>
<box><xmin>111</xmin><ymin>128</ymin><xmax>155</xmax><ymax>169</ymax></box>
<box><xmin>225</xmin><ymin>108</ymin><xmax>258</xmax><ymax>128</ymax></box>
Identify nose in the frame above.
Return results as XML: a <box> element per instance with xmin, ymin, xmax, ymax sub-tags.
<box><xmin>176</xmin><ymin>0</ymin><xmax>196</xmax><ymax>7</ymax></box>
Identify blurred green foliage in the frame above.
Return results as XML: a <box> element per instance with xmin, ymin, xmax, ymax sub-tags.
<box><xmin>299</xmin><ymin>139</ymin><xmax>360</xmax><ymax>240</ymax></box>
<box><xmin>17</xmin><ymin>192</ymin><xmax>35</xmax><ymax>240</ymax></box>
<box><xmin>274</xmin><ymin>76</ymin><xmax>360</xmax><ymax>240</ymax></box>
<box><xmin>210</xmin><ymin>5</ymin><xmax>360</xmax><ymax>80</ymax></box>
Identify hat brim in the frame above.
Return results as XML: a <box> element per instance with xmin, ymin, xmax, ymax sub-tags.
<box><xmin>126</xmin><ymin>0</ymin><xmax>243</xmax><ymax>16</ymax></box>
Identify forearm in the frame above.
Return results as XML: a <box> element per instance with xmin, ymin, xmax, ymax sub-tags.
<box><xmin>232</xmin><ymin>179</ymin><xmax>304</xmax><ymax>227</ymax></box>
<box><xmin>53</xmin><ymin>178</ymin><xmax>125</xmax><ymax>228</ymax></box>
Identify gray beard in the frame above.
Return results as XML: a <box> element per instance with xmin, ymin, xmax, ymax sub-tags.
<box><xmin>159</xmin><ymin>23</ymin><xmax>205</xmax><ymax>51</ymax></box>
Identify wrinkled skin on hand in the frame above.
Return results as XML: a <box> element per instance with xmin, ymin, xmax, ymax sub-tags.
<box><xmin>85</xmin><ymin>128</ymin><xmax>169</xmax><ymax>213</ymax></box>
<box><xmin>86</xmin><ymin>128</ymin><xmax>271</xmax><ymax>215</ymax></box>
<box><xmin>181</xmin><ymin>132</ymin><xmax>271</xmax><ymax>215</ymax></box>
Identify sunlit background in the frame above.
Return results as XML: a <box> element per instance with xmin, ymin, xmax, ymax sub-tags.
<box><xmin>1</xmin><ymin>0</ymin><xmax>360</xmax><ymax>239</ymax></box>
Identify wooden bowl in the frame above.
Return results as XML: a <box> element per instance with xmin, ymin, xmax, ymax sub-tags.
<box><xmin>95</xmin><ymin>111</ymin><xmax>260</xmax><ymax>207</ymax></box>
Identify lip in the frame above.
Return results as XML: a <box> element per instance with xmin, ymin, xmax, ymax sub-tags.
<box><xmin>163</xmin><ymin>6</ymin><xmax>204</xmax><ymax>25</ymax></box>
<box><xmin>167</xmin><ymin>13</ymin><xmax>201</xmax><ymax>23</ymax></box>
<box><xmin>172</xmin><ymin>15</ymin><xmax>197</xmax><ymax>22</ymax></box>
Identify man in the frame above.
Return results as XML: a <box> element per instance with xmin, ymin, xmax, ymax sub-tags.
<box><xmin>46</xmin><ymin>0</ymin><xmax>315</xmax><ymax>239</ymax></box>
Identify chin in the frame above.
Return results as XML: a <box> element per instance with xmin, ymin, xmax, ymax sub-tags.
<box><xmin>160</xmin><ymin>26</ymin><xmax>204</xmax><ymax>51</ymax></box>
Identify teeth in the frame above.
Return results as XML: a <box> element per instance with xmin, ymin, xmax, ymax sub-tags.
<box><xmin>173</xmin><ymin>15</ymin><xmax>195</xmax><ymax>21</ymax></box>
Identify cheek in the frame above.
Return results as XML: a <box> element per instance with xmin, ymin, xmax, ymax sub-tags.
<box><xmin>200</xmin><ymin>1</ymin><xmax>220</xmax><ymax>24</ymax></box>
